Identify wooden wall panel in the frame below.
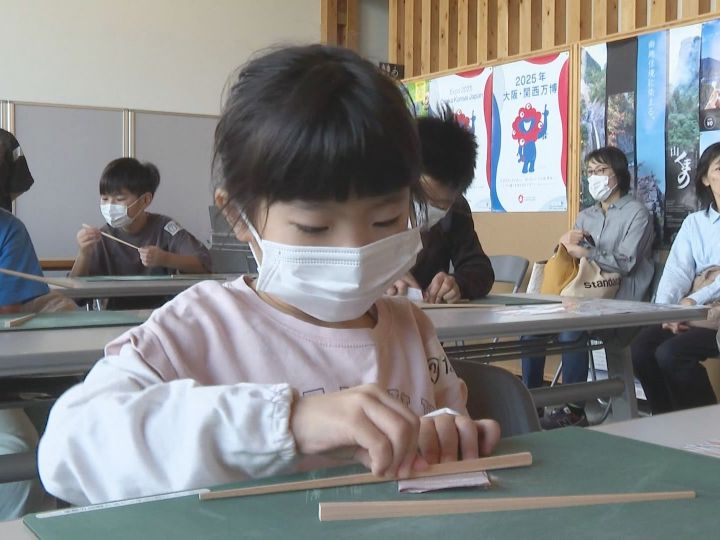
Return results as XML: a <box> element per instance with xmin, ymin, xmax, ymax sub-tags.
<box><xmin>439</xmin><ymin>0</ymin><xmax>450</xmax><ymax>69</ymax></box>
<box><xmin>477</xmin><ymin>0</ymin><xmax>489</xmax><ymax>62</ymax></box>
<box><xmin>387</xmin><ymin>0</ymin><xmax>720</xmax><ymax>78</ymax></box>
<box><xmin>636</xmin><ymin>0</ymin><xmax>648</xmax><ymax>27</ymax></box>
<box><xmin>607</xmin><ymin>0</ymin><xmax>619</xmax><ymax>34</ymax></box>
<box><xmin>497</xmin><ymin>0</ymin><xmax>510</xmax><ymax>58</ymax></box>
<box><xmin>422</xmin><ymin>0</ymin><xmax>433</xmax><ymax>73</ymax></box>
<box><xmin>619</xmin><ymin>0</ymin><xmax>636</xmax><ymax>32</ymax></box>
<box><xmin>554</xmin><ymin>0</ymin><xmax>566</xmax><ymax>46</ymax></box>
<box><xmin>518</xmin><ymin>0</ymin><xmax>533</xmax><ymax>53</ymax></box>
<box><xmin>467</xmin><ymin>0</ymin><xmax>478</xmax><ymax>64</ymax></box>
<box><xmin>684</xmin><ymin>0</ymin><xmax>700</xmax><ymax>18</ymax></box>
<box><xmin>542</xmin><ymin>0</ymin><xmax>555</xmax><ymax>48</ymax></box>
<box><xmin>432</xmin><ymin>0</ymin><xmax>441</xmax><ymax>72</ymax></box>
<box><xmin>458</xmin><ymin>0</ymin><xmax>470</xmax><ymax>65</ymax></box>
<box><xmin>449</xmin><ymin>0</ymin><xmax>459</xmax><ymax>67</ymax></box>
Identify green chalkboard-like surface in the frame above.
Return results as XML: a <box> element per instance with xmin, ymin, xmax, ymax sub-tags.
<box><xmin>0</xmin><ymin>311</ymin><xmax>147</xmax><ymax>332</ymax></box>
<box><xmin>471</xmin><ymin>294</ymin><xmax>559</xmax><ymax>306</ymax></box>
<box><xmin>23</xmin><ymin>428</ymin><xmax>718</xmax><ymax>539</ymax></box>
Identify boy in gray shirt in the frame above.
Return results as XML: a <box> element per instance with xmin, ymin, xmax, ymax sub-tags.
<box><xmin>71</xmin><ymin>158</ymin><xmax>211</xmax><ymax>309</ymax></box>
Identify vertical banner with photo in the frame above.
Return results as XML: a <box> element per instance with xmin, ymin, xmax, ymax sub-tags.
<box><xmin>636</xmin><ymin>31</ymin><xmax>668</xmax><ymax>246</ymax></box>
<box><xmin>605</xmin><ymin>39</ymin><xmax>638</xmax><ymax>195</ymax></box>
<box><xmin>490</xmin><ymin>52</ymin><xmax>569</xmax><ymax>212</ymax></box>
<box><xmin>579</xmin><ymin>44</ymin><xmax>608</xmax><ymax>210</ymax></box>
<box><xmin>403</xmin><ymin>80</ymin><xmax>430</xmax><ymax>117</ymax></box>
<box><xmin>700</xmin><ymin>19</ymin><xmax>720</xmax><ymax>154</ymax></box>
<box><xmin>428</xmin><ymin>68</ymin><xmax>493</xmax><ymax>211</ymax></box>
<box><xmin>665</xmin><ymin>24</ymin><xmax>701</xmax><ymax>244</ymax></box>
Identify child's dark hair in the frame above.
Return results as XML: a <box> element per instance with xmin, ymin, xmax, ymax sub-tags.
<box><xmin>99</xmin><ymin>158</ymin><xmax>161</xmax><ymax>196</ymax></box>
<box><xmin>214</xmin><ymin>45</ymin><xmax>422</xmax><ymax>219</ymax></box>
<box><xmin>585</xmin><ymin>146</ymin><xmax>631</xmax><ymax>195</ymax></box>
<box><xmin>695</xmin><ymin>142</ymin><xmax>720</xmax><ymax>212</ymax></box>
<box><xmin>417</xmin><ymin>103</ymin><xmax>478</xmax><ymax>193</ymax></box>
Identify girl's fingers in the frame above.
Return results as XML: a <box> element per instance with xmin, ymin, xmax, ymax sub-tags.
<box><xmin>356</xmin><ymin>402</ymin><xmax>416</xmax><ymax>477</ymax></box>
<box><xmin>454</xmin><ymin>415</ymin><xmax>480</xmax><ymax>460</ymax></box>
<box><xmin>418</xmin><ymin>417</ymin><xmax>441</xmax><ymax>464</ymax></box>
<box><xmin>475</xmin><ymin>419</ymin><xmax>501</xmax><ymax>456</ymax></box>
<box><xmin>432</xmin><ymin>414</ymin><xmax>459</xmax><ymax>463</ymax></box>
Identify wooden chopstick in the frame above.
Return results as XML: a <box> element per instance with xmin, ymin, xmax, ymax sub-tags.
<box><xmin>83</xmin><ymin>224</ymin><xmax>140</xmax><ymax>251</ymax></box>
<box><xmin>0</xmin><ymin>267</ymin><xmax>76</xmax><ymax>288</ymax></box>
<box><xmin>318</xmin><ymin>490</ymin><xmax>697</xmax><ymax>521</ymax></box>
<box><xmin>3</xmin><ymin>312</ymin><xmax>37</xmax><ymax>328</ymax></box>
<box><xmin>199</xmin><ymin>452</ymin><xmax>532</xmax><ymax>501</ymax></box>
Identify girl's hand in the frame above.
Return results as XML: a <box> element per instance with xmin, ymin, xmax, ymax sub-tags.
<box><xmin>77</xmin><ymin>226</ymin><xmax>101</xmax><ymax>253</ymax></box>
<box><xmin>138</xmin><ymin>246</ymin><xmax>169</xmax><ymax>268</ymax></box>
<box><xmin>290</xmin><ymin>384</ymin><xmax>427</xmax><ymax>478</ymax></box>
<box><xmin>418</xmin><ymin>414</ymin><xmax>500</xmax><ymax>464</ymax></box>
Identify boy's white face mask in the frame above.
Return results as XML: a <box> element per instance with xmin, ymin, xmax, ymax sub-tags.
<box><xmin>414</xmin><ymin>201</ymin><xmax>449</xmax><ymax>230</ymax></box>
<box><xmin>100</xmin><ymin>197</ymin><xmax>143</xmax><ymax>229</ymax></box>
<box><xmin>245</xmin><ymin>217</ymin><xmax>422</xmax><ymax>322</ymax></box>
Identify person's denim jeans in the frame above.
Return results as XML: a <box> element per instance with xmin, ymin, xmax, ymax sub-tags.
<box><xmin>521</xmin><ymin>331</ymin><xmax>590</xmax><ymax>389</ymax></box>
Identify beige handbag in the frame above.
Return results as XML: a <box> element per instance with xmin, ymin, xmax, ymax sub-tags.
<box><xmin>559</xmin><ymin>257</ymin><xmax>621</xmax><ymax>299</ymax></box>
<box><xmin>688</xmin><ymin>266</ymin><xmax>720</xmax><ymax>329</ymax></box>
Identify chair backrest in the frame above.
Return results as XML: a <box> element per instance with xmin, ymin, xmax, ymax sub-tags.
<box><xmin>451</xmin><ymin>361</ymin><xmax>541</xmax><ymax>437</ymax></box>
<box><xmin>489</xmin><ymin>255</ymin><xmax>530</xmax><ymax>293</ymax></box>
<box><xmin>209</xmin><ymin>246</ymin><xmax>257</xmax><ymax>274</ymax></box>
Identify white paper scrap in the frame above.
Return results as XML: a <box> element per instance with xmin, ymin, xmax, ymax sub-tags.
<box><xmin>398</xmin><ymin>470</ymin><xmax>491</xmax><ymax>493</ymax></box>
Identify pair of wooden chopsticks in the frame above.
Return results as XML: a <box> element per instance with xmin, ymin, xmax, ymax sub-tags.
<box><xmin>199</xmin><ymin>450</ymin><xmax>695</xmax><ymax>522</ymax></box>
<box><xmin>82</xmin><ymin>224</ymin><xmax>140</xmax><ymax>251</ymax></box>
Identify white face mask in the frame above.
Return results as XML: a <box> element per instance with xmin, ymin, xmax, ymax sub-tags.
<box><xmin>587</xmin><ymin>174</ymin><xmax>615</xmax><ymax>202</ymax></box>
<box><xmin>100</xmin><ymin>198</ymin><xmax>142</xmax><ymax>228</ymax></box>
<box><xmin>245</xmin><ymin>218</ymin><xmax>422</xmax><ymax>322</ymax></box>
<box><xmin>413</xmin><ymin>201</ymin><xmax>449</xmax><ymax>230</ymax></box>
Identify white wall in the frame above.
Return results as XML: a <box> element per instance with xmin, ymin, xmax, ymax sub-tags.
<box><xmin>0</xmin><ymin>0</ymin><xmax>320</xmax><ymax>115</ymax></box>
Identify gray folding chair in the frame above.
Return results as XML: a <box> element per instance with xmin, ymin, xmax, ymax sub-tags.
<box><xmin>489</xmin><ymin>255</ymin><xmax>530</xmax><ymax>293</ymax></box>
<box><xmin>452</xmin><ymin>361</ymin><xmax>541</xmax><ymax>437</ymax></box>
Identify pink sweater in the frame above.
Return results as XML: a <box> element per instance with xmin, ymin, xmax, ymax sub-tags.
<box><xmin>39</xmin><ymin>276</ymin><xmax>467</xmax><ymax>505</ymax></box>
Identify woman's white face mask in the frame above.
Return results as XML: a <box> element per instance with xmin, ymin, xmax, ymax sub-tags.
<box><xmin>587</xmin><ymin>174</ymin><xmax>616</xmax><ymax>202</ymax></box>
<box><xmin>245</xmin><ymin>216</ymin><xmax>423</xmax><ymax>322</ymax></box>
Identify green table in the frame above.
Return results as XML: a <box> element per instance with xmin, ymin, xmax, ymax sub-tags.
<box><xmin>23</xmin><ymin>428</ymin><xmax>718</xmax><ymax>539</ymax></box>
<box><xmin>0</xmin><ymin>311</ymin><xmax>148</xmax><ymax>332</ymax></box>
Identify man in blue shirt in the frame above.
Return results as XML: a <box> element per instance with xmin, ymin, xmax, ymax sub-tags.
<box><xmin>0</xmin><ymin>208</ymin><xmax>48</xmax><ymax>310</ymax></box>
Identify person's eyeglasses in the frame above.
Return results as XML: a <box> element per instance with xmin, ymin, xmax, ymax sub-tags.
<box><xmin>586</xmin><ymin>166</ymin><xmax>610</xmax><ymax>176</ymax></box>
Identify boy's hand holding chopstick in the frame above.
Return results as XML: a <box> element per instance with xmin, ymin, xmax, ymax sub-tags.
<box><xmin>77</xmin><ymin>224</ymin><xmax>103</xmax><ymax>254</ymax></box>
<box><xmin>80</xmin><ymin>224</ymin><xmax>140</xmax><ymax>251</ymax></box>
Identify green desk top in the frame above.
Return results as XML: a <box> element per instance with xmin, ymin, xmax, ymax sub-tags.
<box><xmin>23</xmin><ymin>428</ymin><xmax>719</xmax><ymax>539</ymax></box>
<box><xmin>0</xmin><ymin>311</ymin><xmax>148</xmax><ymax>332</ymax></box>
<box><xmin>79</xmin><ymin>274</ymin><xmax>229</xmax><ymax>282</ymax></box>
<box><xmin>472</xmin><ymin>294</ymin><xmax>559</xmax><ymax>306</ymax></box>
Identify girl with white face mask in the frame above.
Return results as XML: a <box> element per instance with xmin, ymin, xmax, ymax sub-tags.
<box><xmin>521</xmin><ymin>146</ymin><xmax>655</xmax><ymax>430</ymax></box>
<box><xmin>39</xmin><ymin>45</ymin><xmax>500</xmax><ymax>506</ymax></box>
